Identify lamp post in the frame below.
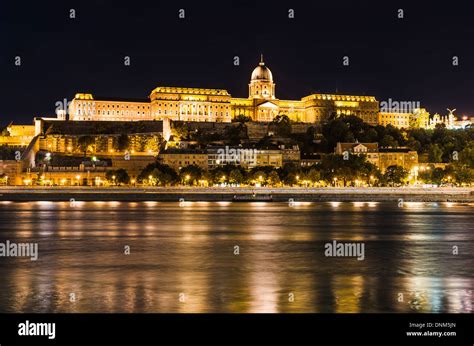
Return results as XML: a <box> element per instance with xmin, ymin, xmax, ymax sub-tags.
<box><xmin>413</xmin><ymin>166</ymin><xmax>419</xmax><ymax>185</ymax></box>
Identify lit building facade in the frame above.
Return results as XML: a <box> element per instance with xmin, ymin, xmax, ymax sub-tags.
<box><xmin>335</xmin><ymin>142</ymin><xmax>418</xmax><ymax>173</ymax></box>
<box><xmin>378</xmin><ymin>112</ymin><xmax>411</xmax><ymax>129</ymax></box>
<box><xmin>378</xmin><ymin>108</ymin><xmax>430</xmax><ymax>129</ymax></box>
<box><xmin>0</xmin><ymin>124</ymin><xmax>36</xmax><ymax>146</ymax></box>
<box><xmin>158</xmin><ymin>149</ymin><xmax>209</xmax><ymax>171</ymax></box>
<box><xmin>67</xmin><ymin>57</ymin><xmax>379</xmax><ymax>125</ymax></box>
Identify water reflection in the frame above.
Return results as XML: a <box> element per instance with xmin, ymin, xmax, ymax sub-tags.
<box><xmin>0</xmin><ymin>201</ymin><xmax>472</xmax><ymax>313</ymax></box>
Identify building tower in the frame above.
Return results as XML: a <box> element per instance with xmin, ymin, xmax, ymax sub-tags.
<box><xmin>248</xmin><ymin>55</ymin><xmax>275</xmax><ymax>100</ymax></box>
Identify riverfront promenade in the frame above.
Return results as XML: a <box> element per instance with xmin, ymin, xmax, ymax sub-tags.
<box><xmin>0</xmin><ymin>187</ymin><xmax>472</xmax><ymax>202</ymax></box>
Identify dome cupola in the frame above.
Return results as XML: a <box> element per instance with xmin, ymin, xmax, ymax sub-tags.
<box><xmin>251</xmin><ymin>55</ymin><xmax>273</xmax><ymax>82</ymax></box>
<box><xmin>249</xmin><ymin>55</ymin><xmax>276</xmax><ymax>99</ymax></box>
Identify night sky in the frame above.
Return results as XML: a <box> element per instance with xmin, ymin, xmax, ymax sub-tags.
<box><xmin>1</xmin><ymin>0</ymin><xmax>474</xmax><ymax>126</ymax></box>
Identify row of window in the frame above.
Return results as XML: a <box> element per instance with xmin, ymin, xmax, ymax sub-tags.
<box><xmin>155</xmin><ymin>103</ymin><xmax>229</xmax><ymax>109</ymax></box>
<box><xmin>76</xmin><ymin>110</ymin><xmax>149</xmax><ymax>116</ymax></box>
<box><xmin>76</xmin><ymin>102</ymin><xmax>149</xmax><ymax>110</ymax></box>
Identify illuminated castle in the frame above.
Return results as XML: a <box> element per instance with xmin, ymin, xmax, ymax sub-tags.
<box><xmin>67</xmin><ymin>56</ymin><xmax>379</xmax><ymax>124</ymax></box>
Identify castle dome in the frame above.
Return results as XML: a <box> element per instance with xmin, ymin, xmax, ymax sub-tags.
<box><xmin>251</xmin><ymin>55</ymin><xmax>273</xmax><ymax>82</ymax></box>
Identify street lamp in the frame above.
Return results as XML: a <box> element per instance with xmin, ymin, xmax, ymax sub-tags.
<box><xmin>413</xmin><ymin>166</ymin><xmax>419</xmax><ymax>185</ymax></box>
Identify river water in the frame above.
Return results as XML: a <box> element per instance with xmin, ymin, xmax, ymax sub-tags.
<box><xmin>0</xmin><ymin>201</ymin><xmax>472</xmax><ymax>313</ymax></box>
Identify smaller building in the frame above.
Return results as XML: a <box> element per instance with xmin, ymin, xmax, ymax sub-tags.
<box><xmin>256</xmin><ymin>149</ymin><xmax>283</xmax><ymax>168</ymax></box>
<box><xmin>300</xmin><ymin>153</ymin><xmax>322</xmax><ymax>167</ymax></box>
<box><xmin>158</xmin><ymin>149</ymin><xmax>208</xmax><ymax>171</ymax></box>
<box><xmin>378</xmin><ymin>148</ymin><xmax>418</xmax><ymax>173</ymax></box>
<box><xmin>207</xmin><ymin>145</ymin><xmax>283</xmax><ymax>169</ymax></box>
<box><xmin>111</xmin><ymin>156</ymin><xmax>157</xmax><ymax>180</ymax></box>
<box><xmin>280</xmin><ymin>144</ymin><xmax>301</xmax><ymax>165</ymax></box>
<box><xmin>0</xmin><ymin>123</ymin><xmax>36</xmax><ymax>147</ymax></box>
<box><xmin>335</xmin><ymin>142</ymin><xmax>418</xmax><ymax>173</ymax></box>
<box><xmin>335</xmin><ymin>142</ymin><xmax>379</xmax><ymax>167</ymax></box>
<box><xmin>0</xmin><ymin>160</ymin><xmax>23</xmax><ymax>185</ymax></box>
<box><xmin>207</xmin><ymin>146</ymin><xmax>257</xmax><ymax>169</ymax></box>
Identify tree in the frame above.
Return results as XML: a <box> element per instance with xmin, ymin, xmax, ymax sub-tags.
<box><xmin>251</xmin><ymin>170</ymin><xmax>267</xmax><ymax>185</ymax></box>
<box><xmin>171</xmin><ymin>123</ymin><xmax>190</xmax><ymax>141</ymax></box>
<box><xmin>116</xmin><ymin>134</ymin><xmax>130</xmax><ymax>152</ymax></box>
<box><xmin>233</xmin><ymin>114</ymin><xmax>251</xmax><ymax>123</ymax></box>
<box><xmin>380</xmin><ymin>135</ymin><xmax>398</xmax><ymax>148</ymax></box>
<box><xmin>453</xmin><ymin>165</ymin><xmax>473</xmax><ymax>185</ymax></box>
<box><xmin>428</xmin><ymin>144</ymin><xmax>443</xmax><ymax>163</ymax></box>
<box><xmin>383</xmin><ymin>165</ymin><xmax>408</xmax><ymax>186</ymax></box>
<box><xmin>224</xmin><ymin>124</ymin><xmax>247</xmax><ymax>145</ymax></box>
<box><xmin>271</xmin><ymin>114</ymin><xmax>292</xmax><ymax>137</ymax></box>
<box><xmin>304</xmin><ymin>168</ymin><xmax>320</xmax><ymax>186</ymax></box>
<box><xmin>106</xmin><ymin>169</ymin><xmax>130</xmax><ymax>185</ymax></box>
<box><xmin>229</xmin><ymin>169</ymin><xmax>244</xmax><ymax>185</ymax></box>
<box><xmin>459</xmin><ymin>142</ymin><xmax>474</xmax><ymax>168</ymax></box>
<box><xmin>267</xmin><ymin>171</ymin><xmax>281</xmax><ymax>186</ymax></box>
<box><xmin>77</xmin><ymin>136</ymin><xmax>95</xmax><ymax>156</ymax></box>
<box><xmin>279</xmin><ymin>163</ymin><xmax>302</xmax><ymax>186</ymax></box>
<box><xmin>138</xmin><ymin>162</ymin><xmax>179</xmax><ymax>186</ymax></box>
<box><xmin>431</xmin><ymin>167</ymin><xmax>447</xmax><ymax>185</ymax></box>
<box><xmin>179</xmin><ymin>165</ymin><xmax>203</xmax><ymax>185</ymax></box>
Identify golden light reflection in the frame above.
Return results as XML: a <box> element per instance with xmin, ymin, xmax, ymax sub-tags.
<box><xmin>332</xmin><ymin>275</ymin><xmax>364</xmax><ymax>313</ymax></box>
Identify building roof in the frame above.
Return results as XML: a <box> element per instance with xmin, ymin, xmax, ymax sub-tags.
<box><xmin>73</xmin><ymin>93</ymin><xmax>149</xmax><ymax>103</ymax></box>
<box><xmin>93</xmin><ymin>96</ymin><xmax>150</xmax><ymax>103</ymax></box>
<box><xmin>337</xmin><ymin>142</ymin><xmax>379</xmax><ymax>152</ymax></box>
<box><xmin>150</xmin><ymin>86</ymin><xmax>230</xmax><ymax>96</ymax></box>
<box><xmin>251</xmin><ymin>56</ymin><xmax>273</xmax><ymax>82</ymax></box>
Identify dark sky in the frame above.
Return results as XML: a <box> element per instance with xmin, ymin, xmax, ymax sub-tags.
<box><xmin>1</xmin><ymin>0</ymin><xmax>474</xmax><ymax>126</ymax></box>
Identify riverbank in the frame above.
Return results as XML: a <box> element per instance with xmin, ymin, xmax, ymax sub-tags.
<box><xmin>0</xmin><ymin>187</ymin><xmax>472</xmax><ymax>202</ymax></box>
